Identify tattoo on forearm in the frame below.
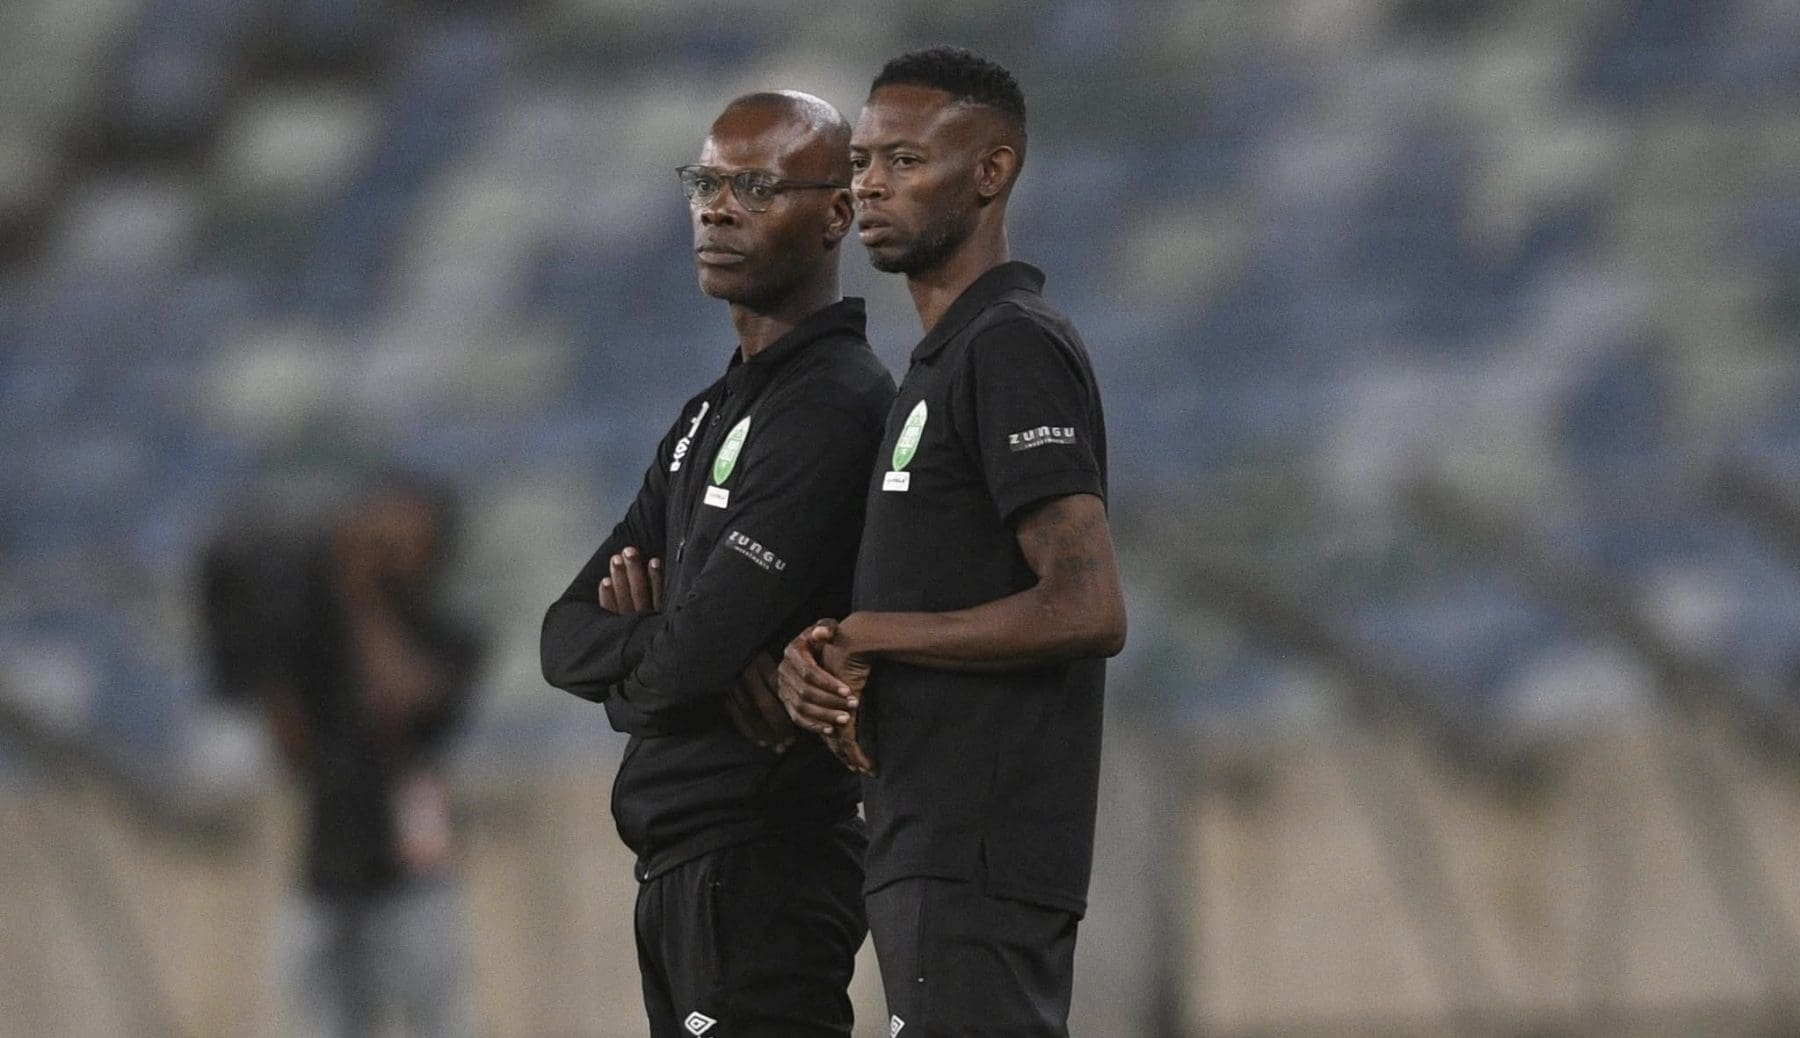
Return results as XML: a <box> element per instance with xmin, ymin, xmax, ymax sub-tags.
<box><xmin>1021</xmin><ymin>497</ymin><xmax>1107</xmax><ymax>590</ymax></box>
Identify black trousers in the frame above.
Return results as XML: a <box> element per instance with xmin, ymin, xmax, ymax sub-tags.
<box><xmin>867</xmin><ymin>877</ymin><xmax>1079</xmax><ymax>1037</ymax></box>
<box><xmin>634</xmin><ymin>819</ymin><xmax>867</xmax><ymax>1038</ymax></box>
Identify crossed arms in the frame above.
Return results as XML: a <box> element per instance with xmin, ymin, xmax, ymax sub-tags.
<box><xmin>541</xmin><ymin>399</ymin><xmax>883</xmax><ymax>748</ymax></box>
<box><xmin>592</xmin><ymin>547</ymin><xmax>795</xmax><ymax>750</ymax></box>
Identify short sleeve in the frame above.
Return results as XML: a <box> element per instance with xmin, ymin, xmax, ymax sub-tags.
<box><xmin>965</xmin><ymin>317</ymin><xmax>1104</xmax><ymax>523</ymax></box>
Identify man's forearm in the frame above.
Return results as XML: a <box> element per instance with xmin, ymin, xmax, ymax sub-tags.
<box><xmin>540</xmin><ymin>602</ymin><xmax>659</xmax><ymax>699</ymax></box>
<box><xmin>342</xmin><ymin>594</ymin><xmax>451</xmax><ymax>703</ymax></box>
<box><xmin>777</xmin><ymin>495</ymin><xmax>1125</xmax><ymax>739</ymax></box>
<box><xmin>836</xmin><ymin>584</ymin><xmax>1122</xmax><ymax>673</ymax></box>
<box><xmin>836</xmin><ymin>495</ymin><xmax>1126</xmax><ymax>671</ymax></box>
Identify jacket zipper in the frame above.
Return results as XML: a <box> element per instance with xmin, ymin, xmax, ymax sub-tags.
<box><xmin>674</xmin><ymin>391</ymin><xmax>729</xmax><ymax>567</ymax></box>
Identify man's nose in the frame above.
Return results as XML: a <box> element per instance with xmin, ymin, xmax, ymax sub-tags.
<box><xmin>853</xmin><ymin>168</ymin><xmax>885</xmax><ymax>202</ymax></box>
<box><xmin>698</xmin><ymin>183</ymin><xmax>740</xmax><ymax>225</ymax></box>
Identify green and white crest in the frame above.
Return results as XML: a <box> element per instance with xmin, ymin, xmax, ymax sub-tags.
<box><xmin>712</xmin><ymin>417</ymin><xmax>751</xmax><ymax>484</ymax></box>
<box><xmin>891</xmin><ymin>401</ymin><xmax>928</xmax><ymax>471</ymax></box>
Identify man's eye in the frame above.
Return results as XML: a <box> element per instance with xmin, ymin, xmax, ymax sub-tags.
<box><xmin>849</xmin><ymin>156</ymin><xmax>869</xmax><ymax>171</ymax></box>
<box><xmin>893</xmin><ymin>155</ymin><xmax>919</xmax><ymax>168</ymax></box>
<box><xmin>691</xmin><ymin>176</ymin><xmax>719</xmax><ymax>193</ymax></box>
<box><xmin>745</xmin><ymin>180</ymin><xmax>779</xmax><ymax>201</ymax></box>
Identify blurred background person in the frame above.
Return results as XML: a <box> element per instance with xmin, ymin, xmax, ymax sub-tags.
<box><xmin>199</xmin><ymin>473</ymin><xmax>482</xmax><ymax>1038</ymax></box>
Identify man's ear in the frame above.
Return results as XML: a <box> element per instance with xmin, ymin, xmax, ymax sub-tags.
<box><xmin>975</xmin><ymin>145</ymin><xmax>1019</xmax><ymax>203</ymax></box>
<box><xmin>824</xmin><ymin>187</ymin><xmax>854</xmax><ymax>245</ymax></box>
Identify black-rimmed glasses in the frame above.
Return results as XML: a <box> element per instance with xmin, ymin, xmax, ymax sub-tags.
<box><xmin>676</xmin><ymin>164</ymin><xmax>848</xmax><ymax>213</ymax></box>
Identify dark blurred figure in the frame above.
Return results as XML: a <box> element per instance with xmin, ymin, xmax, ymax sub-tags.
<box><xmin>200</xmin><ymin>474</ymin><xmax>482</xmax><ymax>1038</ymax></box>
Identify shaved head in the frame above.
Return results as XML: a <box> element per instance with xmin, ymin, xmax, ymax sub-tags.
<box><xmin>713</xmin><ymin>90</ymin><xmax>852</xmax><ymax>184</ymax></box>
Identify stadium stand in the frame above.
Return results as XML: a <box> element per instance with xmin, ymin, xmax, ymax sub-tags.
<box><xmin>0</xmin><ymin>0</ymin><xmax>1796</xmax><ymax>786</ymax></box>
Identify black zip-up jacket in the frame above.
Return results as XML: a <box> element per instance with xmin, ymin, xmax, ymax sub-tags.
<box><xmin>541</xmin><ymin>298</ymin><xmax>895</xmax><ymax>879</ymax></box>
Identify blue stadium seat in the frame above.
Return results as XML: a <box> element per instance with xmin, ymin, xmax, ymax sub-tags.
<box><xmin>1579</xmin><ymin>0</ymin><xmax>1726</xmax><ymax>105</ymax></box>
<box><xmin>1557</xmin><ymin>346</ymin><xmax>1671</xmax><ymax>477</ymax></box>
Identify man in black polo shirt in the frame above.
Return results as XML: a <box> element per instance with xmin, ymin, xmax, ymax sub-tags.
<box><xmin>540</xmin><ymin>91</ymin><xmax>895</xmax><ymax>1037</ymax></box>
<box><xmin>777</xmin><ymin>49</ymin><xmax>1127</xmax><ymax>1036</ymax></box>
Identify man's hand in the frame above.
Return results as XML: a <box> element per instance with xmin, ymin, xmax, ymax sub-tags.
<box><xmin>822</xmin><ymin>708</ymin><xmax>872</xmax><ymax>776</ymax></box>
<box><xmin>724</xmin><ymin>651</ymin><xmax>796</xmax><ymax>753</ymax></box>
<box><xmin>778</xmin><ymin>621</ymin><xmax>875</xmax><ymax>775</ymax></box>
<box><xmin>599</xmin><ymin>547</ymin><xmax>662</xmax><ymax>615</ymax></box>
<box><xmin>393</xmin><ymin>769</ymin><xmax>453</xmax><ymax>876</ymax></box>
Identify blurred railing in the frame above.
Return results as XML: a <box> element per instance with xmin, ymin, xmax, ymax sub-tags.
<box><xmin>5</xmin><ymin>701</ymin><xmax>1800</xmax><ymax>1035</ymax></box>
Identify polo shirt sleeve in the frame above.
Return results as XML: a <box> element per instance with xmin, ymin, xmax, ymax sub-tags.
<box><xmin>612</xmin><ymin>394</ymin><xmax>882</xmax><ymax>723</ymax></box>
<box><xmin>963</xmin><ymin>316</ymin><xmax>1104</xmax><ymax>524</ymax></box>
<box><xmin>539</xmin><ymin>445</ymin><xmax>672</xmax><ymax>704</ymax></box>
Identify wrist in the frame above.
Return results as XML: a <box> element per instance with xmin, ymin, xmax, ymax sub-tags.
<box><xmin>834</xmin><ymin>612</ymin><xmax>878</xmax><ymax>660</ymax></box>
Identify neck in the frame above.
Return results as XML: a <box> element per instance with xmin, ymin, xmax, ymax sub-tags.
<box><xmin>731</xmin><ymin>271</ymin><xmax>840</xmax><ymax>362</ymax></box>
<box><xmin>907</xmin><ymin>216</ymin><xmax>1009</xmax><ymax>334</ymax></box>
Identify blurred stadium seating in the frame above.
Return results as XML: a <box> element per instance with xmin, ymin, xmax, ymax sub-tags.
<box><xmin>2</xmin><ymin>0</ymin><xmax>1798</xmax><ymax>1033</ymax></box>
<box><xmin>3</xmin><ymin>0</ymin><xmax>1795</xmax><ymax>766</ymax></box>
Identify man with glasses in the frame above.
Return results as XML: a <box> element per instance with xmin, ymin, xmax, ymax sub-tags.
<box><xmin>778</xmin><ymin>48</ymin><xmax>1126</xmax><ymax>1036</ymax></box>
<box><xmin>541</xmin><ymin>90</ymin><xmax>893</xmax><ymax>1037</ymax></box>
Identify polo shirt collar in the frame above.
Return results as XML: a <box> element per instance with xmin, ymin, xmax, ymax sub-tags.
<box><xmin>910</xmin><ymin>261</ymin><xmax>1046</xmax><ymax>364</ymax></box>
<box><xmin>724</xmin><ymin>296</ymin><xmax>866</xmax><ymax>392</ymax></box>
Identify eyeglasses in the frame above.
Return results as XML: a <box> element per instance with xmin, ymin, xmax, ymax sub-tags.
<box><xmin>676</xmin><ymin>164</ymin><xmax>848</xmax><ymax>213</ymax></box>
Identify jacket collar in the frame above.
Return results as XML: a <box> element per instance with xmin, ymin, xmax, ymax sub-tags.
<box><xmin>724</xmin><ymin>297</ymin><xmax>867</xmax><ymax>393</ymax></box>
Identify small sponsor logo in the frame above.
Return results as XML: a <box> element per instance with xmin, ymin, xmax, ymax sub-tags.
<box><xmin>1007</xmin><ymin>424</ymin><xmax>1077</xmax><ymax>451</ymax></box>
<box><xmin>890</xmin><ymin>1015</ymin><xmax>905</xmax><ymax>1036</ymax></box>
<box><xmin>881</xmin><ymin>470</ymin><xmax>910</xmax><ymax>492</ymax></box>
<box><xmin>891</xmin><ymin>401</ymin><xmax>928</xmax><ymax>471</ymax></box>
<box><xmin>684</xmin><ymin>1011</ymin><xmax>717</xmax><ymax>1035</ymax></box>
<box><xmin>670</xmin><ymin>401</ymin><xmax>710</xmax><ymax>472</ymax></box>
<box><xmin>712</xmin><ymin>416</ymin><xmax>752</xmax><ymax>484</ymax></box>
<box><xmin>726</xmin><ymin>530</ymin><xmax>786</xmax><ymax>572</ymax></box>
<box><xmin>703</xmin><ymin>485</ymin><xmax>730</xmax><ymax>508</ymax></box>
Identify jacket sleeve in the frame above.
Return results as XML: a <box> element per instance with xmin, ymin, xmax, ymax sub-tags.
<box><xmin>539</xmin><ymin>446</ymin><xmax>672</xmax><ymax>703</ymax></box>
<box><xmin>611</xmin><ymin>395</ymin><xmax>883</xmax><ymax>723</ymax></box>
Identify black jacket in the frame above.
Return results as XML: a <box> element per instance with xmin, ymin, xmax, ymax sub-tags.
<box><xmin>541</xmin><ymin>298</ymin><xmax>895</xmax><ymax>879</ymax></box>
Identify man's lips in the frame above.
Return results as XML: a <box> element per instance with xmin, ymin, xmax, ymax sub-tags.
<box><xmin>856</xmin><ymin>218</ymin><xmax>892</xmax><ymax>245</ymax></box>
<box><xmin>695</xmin><ymin>244</ymin><xmax>746</xmax><ymax>265</ymax></box>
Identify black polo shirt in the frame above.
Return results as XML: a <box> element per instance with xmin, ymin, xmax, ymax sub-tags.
<box><xmin>852</xmin><ymin>262</ymin><xmax>1108</xmax><ymax>916</ymax></box>
<box><xmin>542</xmin><ymin>298</ymin><xmax>896</xmax><ymax>880</ymax></box>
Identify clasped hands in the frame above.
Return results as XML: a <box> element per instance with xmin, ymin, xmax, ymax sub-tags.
<box><xmin>777</xmin><ymin>619</ymin><xmax>876</xmax><ymax>776</ymax></box>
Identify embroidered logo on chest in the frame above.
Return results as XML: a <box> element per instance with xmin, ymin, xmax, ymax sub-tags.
<box><xmin>703</xmin><ymin>416</ymin><xmax>751</xmax><ymax>506</ymax></box>
<box><xmin>712</xmin><ymin>416</ymin><xmax>751</xmax><ymax>484</ymax></box>
<box><xmin>884</xmin><ymin>401</ymin><xmax>928</xmax><ymax>492</ymax></box>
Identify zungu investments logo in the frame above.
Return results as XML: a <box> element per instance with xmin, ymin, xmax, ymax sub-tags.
<box><xmin>1007</xmin><ymin>424</ymin><xmax>1076</xmax><ymax>451</ymax></box>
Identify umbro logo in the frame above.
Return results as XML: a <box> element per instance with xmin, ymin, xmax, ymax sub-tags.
<box><xmin>684</xmin><ymin>1010</ymin><xmax>717</xmax><ymax>1035</ymax></box>
<box><xmin>890</xmin><ymin>1015</ymin><xmax>905</xmax><ymax>1036</ymax></box>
